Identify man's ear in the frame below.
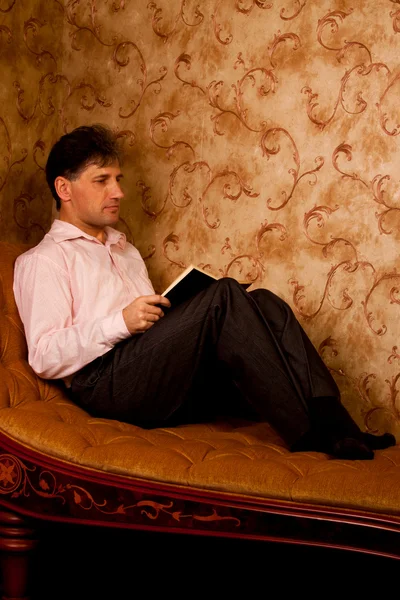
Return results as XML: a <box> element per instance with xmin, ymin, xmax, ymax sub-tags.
<box><xmin>54</xmin><ymin>176</ymin><xmax>72</xmax><ymax>203</ymax></box>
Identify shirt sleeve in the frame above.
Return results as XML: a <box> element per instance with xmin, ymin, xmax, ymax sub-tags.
<box><xmin>13</xmin><ymin>254</ymin><xmax>131</xmax><ymax>380</ymax></box>
<box><xmin>125</xmin><ymin>244</ymin><xmax>156</xmax><ymax>295</ymax></box>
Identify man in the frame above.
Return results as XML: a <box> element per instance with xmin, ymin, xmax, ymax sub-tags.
<box><xmin>13</xmin><ymin>124</ymin><xmax>396</xmax><ymax>460</ymax></box>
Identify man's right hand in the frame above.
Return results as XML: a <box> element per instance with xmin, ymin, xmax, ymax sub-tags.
<box><xmin>122</xmin><ymin>295</ymin><xmax>171</xmax><ymax>335</ymax></box>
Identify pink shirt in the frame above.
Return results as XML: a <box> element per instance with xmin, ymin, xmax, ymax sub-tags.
<box><xmin>13</xmin><ymin>219</ymin><xmax>155</xmax><ymax>382</ymax></box>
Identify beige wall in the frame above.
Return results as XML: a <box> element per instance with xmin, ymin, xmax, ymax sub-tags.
<box><xmin>2</xmin><ymin>0</ymin><xmax>400</xmax><ymax>438</ymax></box>
<box><xmin>0</xmin><ymin>0</ymin><xmax>63</xmax><ymax>243</ymax></box>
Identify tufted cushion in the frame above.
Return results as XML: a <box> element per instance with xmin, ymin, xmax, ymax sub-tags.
<box><xmin>1</xmin><ymin>241</ymin><xmax>400</xmax><ymax>517</ymax></box>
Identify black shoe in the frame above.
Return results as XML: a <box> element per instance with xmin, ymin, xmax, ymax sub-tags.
<box><xmin>361</xmin><ymin>432</ymin><xmax>396</xmax><ymax>450</ymax></box>
<box><xmin>331</xmin><ymin>437</ymin><xmax>374</xmax><ymax>460</ymax></box>
<box><xmin>291</xmin><ymin>429</ymin><xmax>375</xmax><ymax>460</ymax></box>
<box><xmin>292</xmin><ymin>397</ymin><xmax>396</xmax><ymax>460</ymax></box>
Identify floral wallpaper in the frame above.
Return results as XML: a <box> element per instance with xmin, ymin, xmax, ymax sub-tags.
<box><xmin>2</xmin><ymin>0</ymin><xmax>400</xmax><ymax>439</ymax></box>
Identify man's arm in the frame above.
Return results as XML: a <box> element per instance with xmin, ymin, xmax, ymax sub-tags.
<box><xmin>13</xmin><ymin>254</ymin><xmax>132</xmax><ymax>380</ymax></box>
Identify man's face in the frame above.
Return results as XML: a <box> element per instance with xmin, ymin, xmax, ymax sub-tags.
<box><xmin>63</xmin><ymin>160</ymin><xmax>124</xmax><ymax>236</ymax></box>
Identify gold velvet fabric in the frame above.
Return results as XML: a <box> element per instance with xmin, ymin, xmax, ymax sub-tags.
<box><xmin>1</xmin><ymin>241</ymin><xmax>400</xmax><ymax>516</ymax></box>
<box><xmin>1</xmin><ymin>1</ymin><xmax>400</xmax><ymax>439</ymax></box>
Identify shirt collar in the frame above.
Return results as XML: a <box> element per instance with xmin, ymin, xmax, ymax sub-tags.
<box><xmin>48</xmin><ymin>219</ymin><xmax>127</xmax><ymax>249</ymax></box>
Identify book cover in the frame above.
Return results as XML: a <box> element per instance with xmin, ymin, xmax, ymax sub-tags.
<box><xmin>162</xmin><ymin>265</ymin><xmax>251</xmax><ymax>307</ymax></box>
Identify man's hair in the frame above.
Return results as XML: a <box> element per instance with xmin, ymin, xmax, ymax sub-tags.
<box><xmin>45</xmin><ymin>124</ymin><xmax>121</xmax><ymax>211</ymax></box>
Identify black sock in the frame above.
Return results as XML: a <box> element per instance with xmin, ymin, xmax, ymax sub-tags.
<box><xmin>293</xmin><ymin>396</ymin><xmax>375</xmax><ymax>460</ymax></box>
<box><xmin>291</xmin><ymin>429</ymin><xmax>374</xmax><ymax>460</ymax></box>
<box><xmin>331</xmin><ymin>437</ymin><xmax>374</xmax><ymax>460</ymax></box>
<box><xmin>290</xmin><ymin>429</ymin><xmax>325</xmax><ymax>453</ymax></box>
<box><xmin>291</xmin><ymin>396</ymin><xmax>396</xmax><ymax>459</ymax></box>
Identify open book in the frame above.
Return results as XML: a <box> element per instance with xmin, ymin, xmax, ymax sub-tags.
<box><xmin>162</xmin><ymin>264</ymin><xmax>251</xmax><ymax>307</ymax></box>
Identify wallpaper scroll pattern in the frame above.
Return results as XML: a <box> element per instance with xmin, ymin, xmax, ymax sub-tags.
<box><xmin>1</xmin><ymin>0</ymin><xmax>400</xmax><ymax>438</ymax></box>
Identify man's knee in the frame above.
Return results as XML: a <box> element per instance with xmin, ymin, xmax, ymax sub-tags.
<box><xmin>210</xmin><ymin>278</ymin><xmax>294</xmax><ymax>325</ymax></box>
<box><xmin>212</xmin><ymin>277</ymin><xmax>249</xmax><ymax>300</ymax></box>
<box><xmin>214</xmin><ymin>279</ymin><xmax>290</xmax><ymax>314</ymax></box>
<box><xmin>249</xmin><ymin>287</ymin><xmax>294</xmax><ymax>324</ymax></box>
<box><xmin>204</xmin><ymin>277</ymin><xmax>250</xmax><ymax>311</ymax></box>
<box><xmin>250</xmin><ymin>287</ymin><xmax>286</xmax><ymax>304</ymax></box>
<box><xmin>215</xmin><ymin>277</ymin><xmax>243</xmax><ymax>291</ymax></box>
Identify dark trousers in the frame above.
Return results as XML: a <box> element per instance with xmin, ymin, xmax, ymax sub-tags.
<box><xmin>71</xmin><ymin>278</ymin><xmax>339</xmax><ymax>447</ymax></box>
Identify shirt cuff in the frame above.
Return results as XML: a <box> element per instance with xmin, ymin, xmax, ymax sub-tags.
<box><xmin>100</xmin><ymin>310</ymin><xmax>131</xmax><ymax>347</ymax></box>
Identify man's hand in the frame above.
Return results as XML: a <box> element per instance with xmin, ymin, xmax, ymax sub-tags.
<box><xmin>122</xmin><ymin>295</ymin><xmax>171</xmax><ymax>335</ymax></box>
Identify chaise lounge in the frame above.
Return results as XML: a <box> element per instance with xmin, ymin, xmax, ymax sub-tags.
<box><xmin>1</xmin><ymin>240</ymin><xmax>400</xmax><ymax>599</ymax></box>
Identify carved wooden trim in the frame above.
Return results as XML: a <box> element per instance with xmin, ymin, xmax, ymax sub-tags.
<box><xmin>0</xmin><ymin>431</ymin><xmax>400</xmax><ymax>561</ymax></box>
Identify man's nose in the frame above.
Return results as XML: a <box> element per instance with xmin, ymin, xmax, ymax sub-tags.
<box><xmin>112</xmin><ymin>180</ymin><xmax>124</xmax><ymax>199</ymax></box>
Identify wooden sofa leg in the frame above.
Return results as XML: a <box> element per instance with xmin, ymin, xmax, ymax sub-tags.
<box><xmin>0</xmin><ymin>510</ymin><xmax>38</xmax><ymax>600</ymax></box>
